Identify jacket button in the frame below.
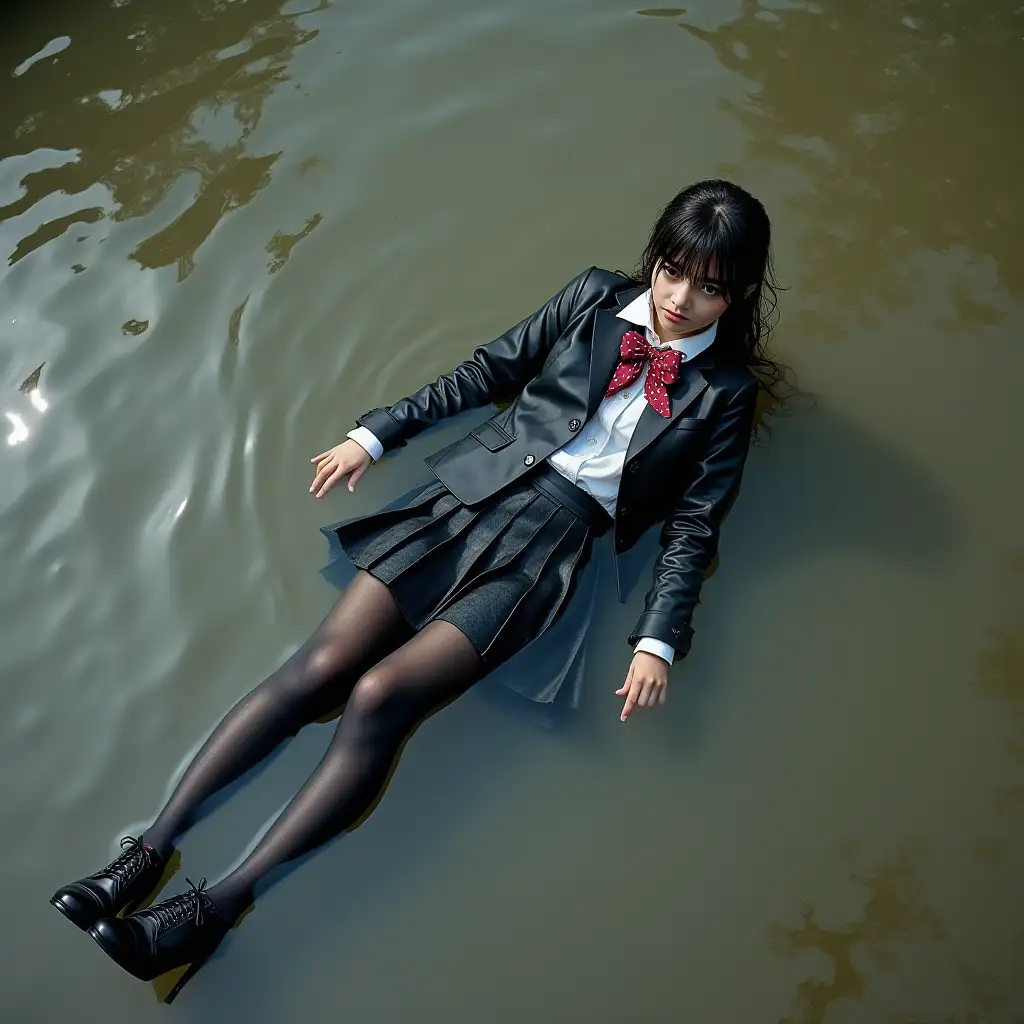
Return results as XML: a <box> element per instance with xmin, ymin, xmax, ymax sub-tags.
<box><xmin>524</xmin><ymin>454</ymin><xmax>535</xmax><ymax>466</ymax></box>
<box><xmin>568</xmin><ymin>418</ymin><xmax>581</xmax><ymax>432</ymax></box>
<box><xmin>628</xmin><ymin>460</ymin><xmax>639</xmax><ymax>473</ymax></box>
<box><xmin>618</xmin><ymin>506</ymin><xmax>628</xmax><ymax>516</ymax></box>
<box><xmin>671</xmin><ymin>628</ymin><xmax>680</xmax><ymax>636</ymax></box>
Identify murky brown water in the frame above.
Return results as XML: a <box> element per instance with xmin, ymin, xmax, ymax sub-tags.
<box><xmin>2</xmin><ymin>0</ymin><xmax>1022</xmax><ymax>1020</ymax></box>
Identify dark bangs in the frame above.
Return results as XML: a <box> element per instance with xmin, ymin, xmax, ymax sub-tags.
<box><xmin>634</xmin><ymin>182</ymin><xmax>767</xmax><ymax>302</ymax></box>
<box><xmin>632</xmin><ymin>179</ymin><xmax>781</xmax><ymax>398</ymax></box>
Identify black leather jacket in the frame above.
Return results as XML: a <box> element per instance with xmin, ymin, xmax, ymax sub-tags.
<box><xmin>356</xmin><ymin>267</ymin><xmax>757</xmax><ymax>657</ymax></box>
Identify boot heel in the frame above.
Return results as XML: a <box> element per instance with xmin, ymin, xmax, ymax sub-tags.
<box><xmin>162</xmin><ymin>955</ymin><xmax>209</xmax><ymax>1005</ymax></box>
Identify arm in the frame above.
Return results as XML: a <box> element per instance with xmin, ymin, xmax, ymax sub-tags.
<box><xmin>626</xmin><ymin>379</ymin><xmax>758</xmax><ymax>657</ymax></box>
<box><xmin>354</xmin><ymin>267</ymin><xmax>597</xmax><ymax>455</ymax></box>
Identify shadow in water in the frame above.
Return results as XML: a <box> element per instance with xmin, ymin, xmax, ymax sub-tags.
<box><xmin>616</xmin><ymin>397</ymin><xmax>959</xmax><ymax>756</ymax></box>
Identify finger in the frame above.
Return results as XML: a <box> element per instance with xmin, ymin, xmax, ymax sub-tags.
<box><xmin>615</xmin><ymin>665</ymin><xmax>634</xmax><ymax>696</ymax></box>
<box><xmin>347</xmin><ymin>462</ymin><xmax>367</xmax><ymax>492</ymax></box>
<box><xmin>315</xmin><ymin>465</ymin><xmax>345</xmax><ymax>498</ymax></box>
<box><xmin>312</xmin><ymin>449</ymin><xmax>340</xmax><ymax>467</ymax></box>
<box><xmin>638</xmin><ymin>678</ymin><xmax>657</xmax><ymax>707</ymax></box>
<box><xmin>310</xmin><ymin>457</ymin><xmax>339</xmax><ymax>491</ymax></box>
<box><xmin>620</xmin><ymin>678</ymin><xmax>643</xmax><ymax>722</ymax></box>
<box><xmin>658</xmin><ymin>684</ymin><xmax>668</xmax><ymax>705</ymax></box>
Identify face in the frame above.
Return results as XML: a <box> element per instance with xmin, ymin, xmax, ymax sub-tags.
<box><xmin>649</xmin><ymin>257</ymin><xmax>730</xmax><ymax>342</ymax></box>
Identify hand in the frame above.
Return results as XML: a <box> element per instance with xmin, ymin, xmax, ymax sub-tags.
<box><xmin>309</xmin><ymin>439</ymin><xmax>373</xmax><ymax>498</ymax></box>
<box><xmin>615</xmin><ymin>652</ymin><xmax>669</xmax><ymax>722</ymax></box>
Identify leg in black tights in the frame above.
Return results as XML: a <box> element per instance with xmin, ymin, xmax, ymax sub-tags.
<box><xmin>205</xmin><ymin>618</ymin><xmax>484</xmax><ymax>921</ymax></box>
<box><xmin>142</xmin><ymin>570</ymin><xmax>412</xmax><ymax>859</ymax></box>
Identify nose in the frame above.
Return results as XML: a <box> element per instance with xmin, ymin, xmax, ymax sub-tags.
<box><xmin>670</xmin><ymin>280</ymin><xmax>692</xmax><ymax>312</ymax></box>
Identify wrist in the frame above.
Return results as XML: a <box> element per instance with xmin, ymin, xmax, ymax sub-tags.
<box><xmin>346</xmin><ymin>426</ymin><xmax>382</xmax><ymax>462</ymax></box>
<box><xmin>633</xmin><ymin>636</ymin><xmax>675</xmax><ymax>666</ymax></box>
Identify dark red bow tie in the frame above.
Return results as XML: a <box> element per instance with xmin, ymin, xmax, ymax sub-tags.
<box><xmin>604</xmin><ymin>329</ymin><xmax>681</xmax><ymax>417</ymax></box>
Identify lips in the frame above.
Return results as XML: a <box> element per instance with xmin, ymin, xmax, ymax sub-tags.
<box><xmin>662</xmin><ymin>308</ymin><xmax>686</xmax><ymax>324</ymax></box>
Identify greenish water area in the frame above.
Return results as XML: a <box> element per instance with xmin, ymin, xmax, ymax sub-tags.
<box><xmin>2</xmin><ymin>1</ymin><xmax>1022</xmax><ymax>1020</ymax></box>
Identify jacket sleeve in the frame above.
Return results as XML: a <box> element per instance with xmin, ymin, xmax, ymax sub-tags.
<box><xmin>626</xmin><ymin>378</ymin><xmax>758</xmax><ymax>657</ymax></box>
<box><xmin>354</xmin><ymin>267</ymin><xmax>597</xmax><ymax>454</ymax></box>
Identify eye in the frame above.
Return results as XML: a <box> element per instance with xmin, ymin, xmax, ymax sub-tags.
<box><xmin>700</xmin><ymin>283</ymin><xmax>721</xmax><ymax>296</ymax></box>
<box><xmin>661</xmin><ymin>263</ymin><xmax>681</xmax><ymax>280</ymax></box>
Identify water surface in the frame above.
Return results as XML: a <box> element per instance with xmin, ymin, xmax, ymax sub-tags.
<box><xmin>2</xmin><ymin>1</ymin><xmax>1022</xmax><ymax>1020</ymax></box>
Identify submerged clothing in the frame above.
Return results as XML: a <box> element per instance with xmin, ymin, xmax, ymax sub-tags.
<box><xmin>346</xmin><ymin>268</ymin><xmax>757</xmax><ymax>662</ymax></box>
<box><xmin>320</xmin><ymin>462</ymin><xmax>610</xmax><ymax>707</ymax></box>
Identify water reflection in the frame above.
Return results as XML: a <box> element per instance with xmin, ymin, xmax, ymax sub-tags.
<box><xmin>12</xmin><ymin>35</ymin><xmax>71</xmax><ymax>78</ymax></box>
<box><xmin>770</xmin><ymin>556</ymin><xmax>1024</xmax><ymax>1023</ymax></box>
<box><xmin>769</xmin><ymin>839</ymin><xmax>944</xmax><ymax>1024</ymax></box>
<box><xmin>266</xmin><ymin>212</ymin><xmax>322</xmax><ymax>275</ymax></box>
<box><xmin>4</xmin><ymin>362</ymin><xmax>48</xmax><ymax>446</ymax></box>
<box><xmin>975</xmin><ymin>559</ymin><xmax>1024</xmax><ymax>859</ymax></box>
<box><xmin>4</xmin><ymin>411</ymin><xmax>29</xmax><ymax>446</ymax></box>
<box><xmin>0</xmin><ymin>0</ymin><xmax>1020</xmax><ymax>1019</ymax></box>
<box><xmin>0</xmin><ymin>0</ymin><xmax>319</xmax><ymax>273</ymax></box>
<box><xmin>681</xmin><ymin>0</ymin><xmax>1023</xmax><ymax>334</ymax></box>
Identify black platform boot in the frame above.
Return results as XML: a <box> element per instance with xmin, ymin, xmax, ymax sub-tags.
<box><xmin>50</xmin><ymin>836</ymin><xmax>166</xmax><ymax>931</ymax></box>
<box><xmin>88</xmin><ymin>877</ymin><xmax>233</xmax><ymax>1004</ymax></box>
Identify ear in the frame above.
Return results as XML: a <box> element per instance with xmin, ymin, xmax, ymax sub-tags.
<box><xmin>743</xmin><ymin>283</ymin><xmax>757</xmax><ymax>298</ymax></box>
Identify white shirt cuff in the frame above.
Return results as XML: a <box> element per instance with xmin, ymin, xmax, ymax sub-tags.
<box><xmin>633</xmin><ymin>637</ymin><xmax>675</xmax><ymax>665</ymax></box>
<box><xmin>346</xmin><ymin>426</ymin><xmax>383</xmax><ymax>462</ymax></box>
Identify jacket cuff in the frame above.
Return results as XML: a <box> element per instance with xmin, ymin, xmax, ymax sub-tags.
<box><xmin>355</xmin><ymin>408</ymin><xmax>404</xmax><ymax>453</ymax></box>
<box><xmin>633</xmin><ymin>637</ymin><xmax>675</xmax><ymax>665</ymax></box>
<box><xmin>626</xmin><ymin>611</ymin><xmax>693</xmax><ymax>657</ymax></box>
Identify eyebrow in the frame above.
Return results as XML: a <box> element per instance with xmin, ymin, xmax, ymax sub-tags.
<box><xmin>664</xmin><ymin>260</ymin><xmax>725</xmax><ymax>286</ymax></box>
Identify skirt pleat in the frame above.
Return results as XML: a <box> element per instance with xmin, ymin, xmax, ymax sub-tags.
<box><xmin>457</xmin><ymin>513</ymin><xmax>590</xmax><ymax>667</ymax></box>
<box><xmin>321</xmin><ymin>470</ymin><xmax>608</xmax><ymax>704</ymax></box>
<box><xmin>432</xmin><ymin>497</ymin><xmax>562</xmax><ymax>614</ymax></box>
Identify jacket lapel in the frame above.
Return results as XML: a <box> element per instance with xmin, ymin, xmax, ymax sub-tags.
<box><xmin>586</xmin><ymin>303</ymin><xmax>713</xmax><ymax>463</ymax></box>
<box><xmin>586</xmin><ymin>308</ymin><xmax>635</xmax><ymax>417</ymax></box>
<box><xmin>623</xmin><ymin>362</ymin><xmax>709</xmax><ymax>463</ymax></box>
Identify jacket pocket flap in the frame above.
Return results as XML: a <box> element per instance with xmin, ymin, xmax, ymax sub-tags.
<box><xmin>470</xmin><ymin>420</ymin><xmax>515</xmax><ymax>451</ymax></box>
<box><xmin>674</xmin><ymin>417</ymin><xmax>710</xmax><ymax>431</ymax></box>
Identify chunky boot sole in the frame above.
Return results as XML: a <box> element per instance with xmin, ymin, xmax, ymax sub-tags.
<box><xmin>49</xmin><ymin>849</ymin><xmax>179</xmax><ymax>932</ymax></box>
<box><xmin>50</xmin><ymin>888</ymin><xmax>106</xmax><ymax>931</ymax></box>
<box><xmin>87</xmin><ymin>925</ymin><xmax>218</xmax><ymax>1004</ymax></box>
<box><xmin>87</xmin><ymin>920</ymin><xmax>161</xmax><ymax>982</ymax></box>
<box><xmin>87</xmin><ymin>897</ymin><xmax>244</xmax><ymax>1005</ymax></box>
<box><xmin>87</xmin><ymin>927</ymin><xmax>222</xmax><ymax>1004</ymax></box>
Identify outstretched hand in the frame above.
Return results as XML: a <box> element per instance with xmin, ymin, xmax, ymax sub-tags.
<box><xmin>616</xmin><ymin>652</ymin><xmax>669</xmax><ymax>722</ymax></box>
<box><xmin>310</xmin><ymin>439</ymin><xmax>373</xmax><ymax>498</ymax></box>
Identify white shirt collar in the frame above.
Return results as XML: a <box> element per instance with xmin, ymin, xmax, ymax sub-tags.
<box><xmin>616</xmin><ymin>289</ymin><xmax>717</xmax><ymax>361</ymax></box>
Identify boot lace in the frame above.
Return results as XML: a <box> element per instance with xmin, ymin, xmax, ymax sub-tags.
<box><xmin>143</xmin><ymin>877</ymin><xmax>215</xmax><ymax>932</ymax></box>
<box><xmin>107</xmin><ymin>835</ymin><xmax>152</xmax><ymax>887</ymax></box>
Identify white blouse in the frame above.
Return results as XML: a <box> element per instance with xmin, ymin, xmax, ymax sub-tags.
<box><xmin>546</xmin><ymin>292</ymin><xmax>717</xmax><ymax>515</ymax></box>
<box><xmin>347</xmin><ymin>291</ymin><xmax>718</xmax><ymax>666</ymax></box>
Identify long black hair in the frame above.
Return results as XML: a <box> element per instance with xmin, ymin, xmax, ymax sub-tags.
<box><xmin>632</xmin><ymin>179</ymin><xmax>782</xmax><ymax>395</ymax></box>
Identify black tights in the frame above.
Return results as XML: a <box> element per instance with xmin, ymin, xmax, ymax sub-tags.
<box><xmin>142</xmin><ymin>571</ymin><xmax>484</xmax><ymax>921</ymax></box>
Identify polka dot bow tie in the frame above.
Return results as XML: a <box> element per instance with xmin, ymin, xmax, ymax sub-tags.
<box><xmin>604</xmin><ymin>329</ymin><xmax>682</xmax><ymax>417</ymax></box>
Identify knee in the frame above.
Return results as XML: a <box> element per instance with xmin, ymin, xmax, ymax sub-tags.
<box><xmin>302</xmin><ymin>643</ymin><xmax>344</xmax><ymax>685</ymax></box>
<box><xmin>268</xmin><ymin>642</ymin><xmax>348</xmax><ymax>706</ymax></box>
<box><xmin>346</xmin><ymin>668</ymin><xmax>403</xmax><ymax>722</ymax></box>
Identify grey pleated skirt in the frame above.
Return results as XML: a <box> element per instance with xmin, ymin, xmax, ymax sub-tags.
<box><xmin>319</xmin><ymin>463</ymin><xmax>611</xmax><ymax>706</ymax></box>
